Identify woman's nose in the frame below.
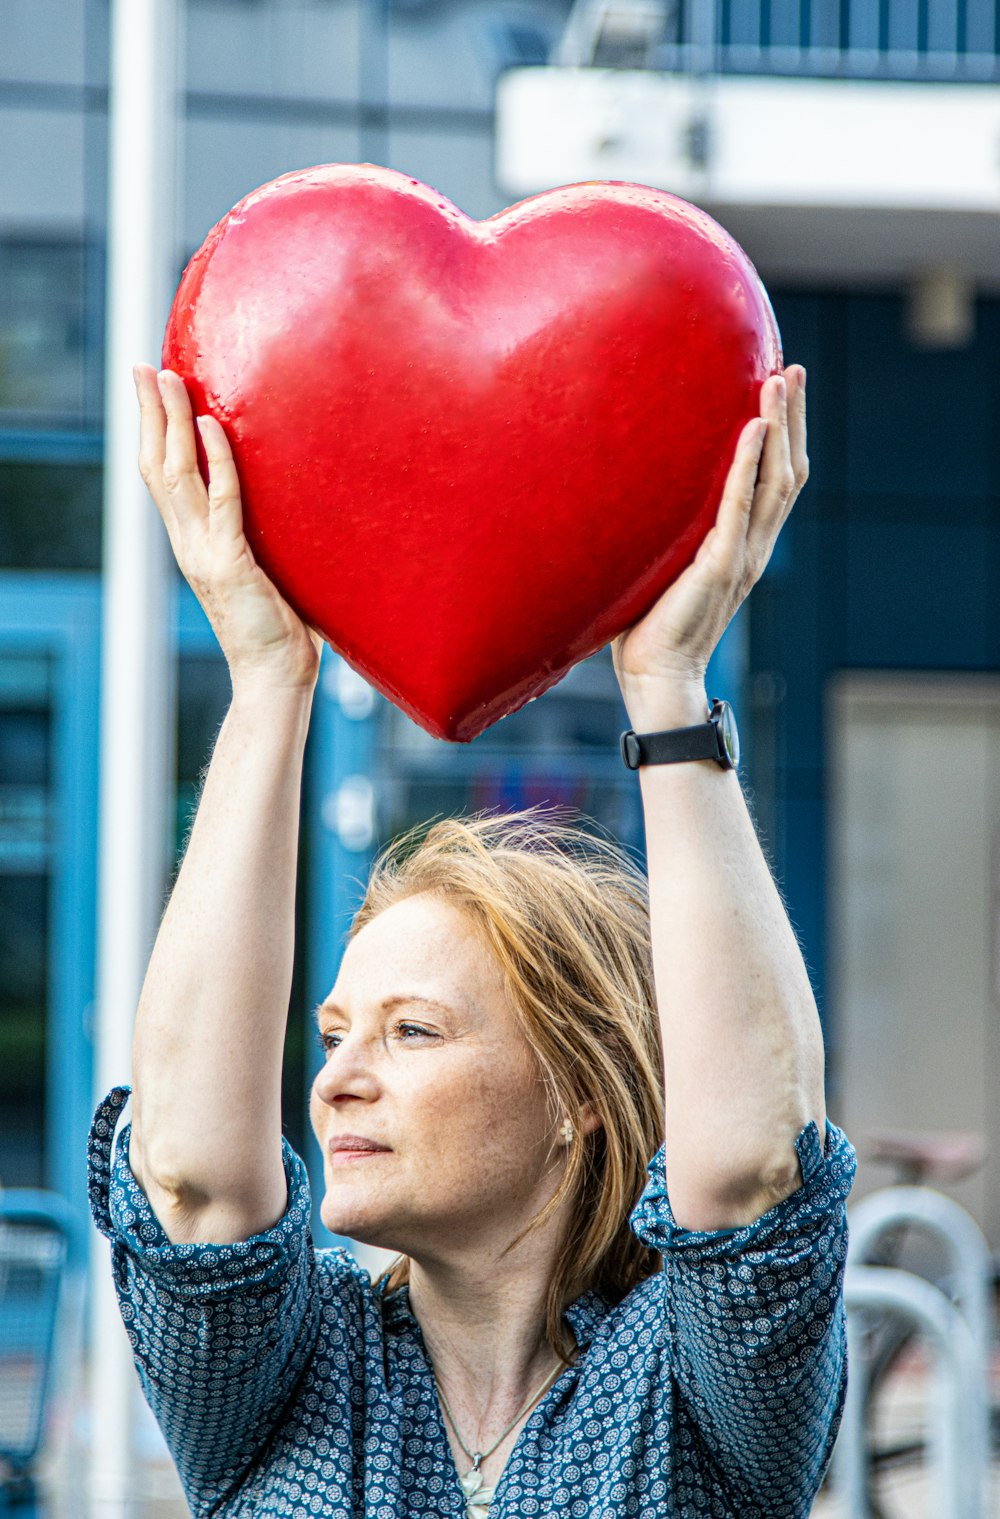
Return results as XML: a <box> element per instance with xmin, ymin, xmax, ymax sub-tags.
<box><xmin>312</xmin><ymin>1032</ymin><xmax>381</xmax><ymax>1105</ymax></box>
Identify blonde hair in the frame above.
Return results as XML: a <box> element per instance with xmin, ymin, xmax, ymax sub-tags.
<box><xmin>351</xmin><ymin>810</ymin><xmax>664</xmax><ymax>1365</ymax></box>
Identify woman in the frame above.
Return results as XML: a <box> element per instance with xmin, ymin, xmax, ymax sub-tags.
<box><xmin>89</xmin><ymin>361</ymin><xmax>855</xmax><ymax>1518</ymax></box>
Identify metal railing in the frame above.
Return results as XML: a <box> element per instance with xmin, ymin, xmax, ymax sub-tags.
<box><xmin>840</xmin><ymin>1267</ymin><xmax>987</xmax><ymax>1519</ymax></box>
<box><xmin>833</xmin><ymin>1186</ymin><xmax>995</xmax><ymax>1518</ymax></box>
<box><xmin>0</xmin><ymin>1190</ymin><xmax>83</xmax><ymax>1505</ymax></box>
<box><xmin>556</xmin><ymin>0</ymin><xmax>1000</xmax><ymax>81</ymax></box>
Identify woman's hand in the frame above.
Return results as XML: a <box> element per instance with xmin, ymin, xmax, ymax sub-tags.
<box><xmin>136</xmin><ymin>364</ymin><xmax>323</xmax><ymax>694</ymax></box>
<box><xmin>613</xmin><ymin>365</ymin><xmax>808</xmax><ymax>730</ymax></box>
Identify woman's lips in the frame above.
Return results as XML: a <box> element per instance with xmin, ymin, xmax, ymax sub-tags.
<box><xmin>328</xmin><ymin>1138</ymin><xmax>391</xmax><ymax>1164</ymax></box>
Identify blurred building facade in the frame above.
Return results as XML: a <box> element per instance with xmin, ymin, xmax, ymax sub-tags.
<box><xmin>1</xmin><ymin>0</ymin><xmax>999</xmax><ymax>1252</ymax></box>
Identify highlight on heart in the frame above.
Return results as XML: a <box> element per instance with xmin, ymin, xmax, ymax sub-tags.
<box><xmin>162</xmin><ymin>162</ymin><xmax>782</xmax><ymax>740</ymax></box>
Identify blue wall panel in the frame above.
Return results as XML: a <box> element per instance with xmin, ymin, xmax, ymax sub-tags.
<box><xmin>844</xmin><ymin>297</ymin><xmax>995</xmax><ymax>502</ymax></box>
<box><xmin>845</xmin><ymin>517</ymin><xmax>992</xmax><ymax>669</ymax></box>
<box><xmin>751</xmin><ymin>289</ymin><xmax>1000</xmax><ymax>1108</ymax></box>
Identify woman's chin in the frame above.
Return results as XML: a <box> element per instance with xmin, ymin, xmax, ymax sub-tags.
<box><xmin>319</xmin><ymin>1193</ymin><xmax>388</xmax><ymax>1245</ymax></box>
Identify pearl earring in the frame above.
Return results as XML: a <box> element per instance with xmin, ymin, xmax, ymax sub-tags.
<box><xmin>561</xmin><ymin>1118</ymin><xmax>574</xmax><ymax>1145</ymax></box>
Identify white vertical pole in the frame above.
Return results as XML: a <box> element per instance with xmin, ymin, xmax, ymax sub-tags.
<box><xmin>90</xmin><ymin>1</ymin><xmax>181</xmax><ymax>1513</ymax></box>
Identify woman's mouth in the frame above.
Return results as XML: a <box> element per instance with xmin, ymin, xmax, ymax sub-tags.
<box><xmin>328</xmin><ymin>1135</ymin><xmax>391</xmax><ymax>1164</ymax></box>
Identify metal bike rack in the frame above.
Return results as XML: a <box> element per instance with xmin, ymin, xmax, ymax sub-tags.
<box><xmin>849</xmin><ymin>1186</ymin><xmax>994</xmax><ymax>1396</ymax></box>
<box><xmin>835</xmin><ymin>1186</ymin><xmax>994</xmax><ymax>1518</ymax></box>
<box><xmin>839</xmin><ymin>1267</ymin><xmax>983</xmax><ymax>1519</ymax></box>
<box><xmin>0</xmin><ymin>1190</ymin><xmax>84</xmax><ymax>1508</ymax></box>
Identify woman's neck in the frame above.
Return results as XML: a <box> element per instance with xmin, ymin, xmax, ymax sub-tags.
<box><xmin>405</xmin><ymin>1231</ymin><xmax>570</xmax><ymax>1426</ymax></box>
<box><xmin>408</xmin><ymin>1260</ymin><xmax>571</xmax><ymax>1493</ymax></box>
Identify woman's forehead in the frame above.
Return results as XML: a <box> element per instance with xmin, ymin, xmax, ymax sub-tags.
<box><xmin>331</xmin><ymin>893</ymin><xmax>506</xmax><ymax>1009</ymax></box>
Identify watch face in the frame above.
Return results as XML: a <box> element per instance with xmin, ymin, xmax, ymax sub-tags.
<box><xmin>713</xmin><ymin>701</ymin><xmax>740</xmax><ymax>769</ymax></box>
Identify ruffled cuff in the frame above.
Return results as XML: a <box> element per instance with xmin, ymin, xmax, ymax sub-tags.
<box><xmin>629</xmin><ymin>1119</ymin><xmax>856</xmax><ymax>1258</ymax></box>
<box><xmin>87</xmin><ymin>1086</ymin><xmax>313</xmax><ymax>1297</ymax></box>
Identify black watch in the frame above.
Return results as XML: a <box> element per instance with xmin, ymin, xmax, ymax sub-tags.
<box><xmin>620</xmin><ymin>699</ymin><xmax>739</xmax><ymax>771</ymax></box>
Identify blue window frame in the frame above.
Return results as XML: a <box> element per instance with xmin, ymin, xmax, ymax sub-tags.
<box><xmin>0</xmin><ymin>574</ymin><xmax>100</xmax><ymax>1245</ymax></box>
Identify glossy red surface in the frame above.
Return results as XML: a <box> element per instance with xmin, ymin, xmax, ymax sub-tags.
<box><xmin>163</xmin><ymin>165</ymin><xmax>781</xmax><ymax>740</ymax></box>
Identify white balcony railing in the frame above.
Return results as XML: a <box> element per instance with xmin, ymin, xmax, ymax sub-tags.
<box><xmin>555</xmin><ymin>0</ymin><xmax>1000</xmax><ymax>81</ymax></box>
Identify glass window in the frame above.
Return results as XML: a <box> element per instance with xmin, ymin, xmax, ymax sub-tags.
<box><xmin>0</xmin><ymin>239</ymin><xmax>92</xmax><ymax>424</ymax></box>
<box><xmin>0</xmin><ymin>460</ymin><xmax>103</xmax><ymax>570</ymax></box>
<box><xmin>0</xmin><ymin>874</ymin><xmax>48</xmax><ymax>1188</ymax></box>
<box><xmin>376</xmin><ymin>647</ymin><xmax>644</xmax><ymax>855</ymax></box>
<box><xmin>0</xmin><ymin>1</ymin><xmax>88</xmax><ymax>87</ymax></box>
<box><xmin>0</xmin><ymin>654</ymin><xmax>52</xmax><ymax>1188</ymax></box>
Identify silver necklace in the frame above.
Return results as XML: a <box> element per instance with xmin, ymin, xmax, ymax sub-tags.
<box><xmin>435</xmin><ymin>1360</ymin><xmax>564</xmax><ymax>1519</ymax></box>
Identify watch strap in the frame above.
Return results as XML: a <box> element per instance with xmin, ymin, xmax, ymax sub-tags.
<box><xmin>620</xmin><ymin>722</ymin><xmax>724</xmax><ymax>769</ymax></box>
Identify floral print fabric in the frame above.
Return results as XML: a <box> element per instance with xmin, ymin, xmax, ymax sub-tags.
<box><xmin>88</xmin><ymin>1087</ymin><xmax>855</xmax><ymax>1518</ymax></box>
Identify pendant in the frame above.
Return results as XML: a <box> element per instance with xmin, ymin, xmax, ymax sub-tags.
<box><xmin>459</xmin><ymin>1464</ymin><xmax>496</xmax><ymax>1518</ymax></box>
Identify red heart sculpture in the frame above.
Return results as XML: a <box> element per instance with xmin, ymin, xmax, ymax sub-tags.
<box><xmin>163</xmin><ymin>165</ymin><xmax>781</xmax><ymax>740</ymax></box>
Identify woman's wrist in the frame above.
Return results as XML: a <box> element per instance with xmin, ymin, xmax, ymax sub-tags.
<box><xmin>229</xmin><ymin>670</ymin><xmax>319</xmax><ymax>722</ymax></box>
<box><xmin>619</xmin><ymin>670</ymin><xmax>709</xmax><ymax>734</ymax></box>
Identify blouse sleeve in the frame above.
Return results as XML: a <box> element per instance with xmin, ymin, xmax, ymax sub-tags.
<box><xmin>630</xmin><ymin>1119</ymin><xmax>857</xmax><ymax>1519</ymax></box>
<box><xmin>87</xmin><ymin>1087</ymin><xmax>360</xmax><ymax>1514</ymax></box>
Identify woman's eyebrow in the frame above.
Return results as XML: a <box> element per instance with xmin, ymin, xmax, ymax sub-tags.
<box><xmin>313</xmin><ymin>993</ymin><xmax>460</xmax><ymax>1026</ymax></box>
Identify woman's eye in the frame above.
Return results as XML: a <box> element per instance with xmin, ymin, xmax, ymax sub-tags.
<box><xmin>396</xmin><ymin>1023</ymin><xmax>433</xmax><ymax>1041</ymax></box>
<box><xmin>317</xmin><ymin>1024</ymin><xmax>433</xmax><ymax>1054</ymax></box>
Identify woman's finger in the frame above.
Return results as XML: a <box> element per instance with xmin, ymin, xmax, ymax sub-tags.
<box><xmin>784</xmin><ymin>366</ymin><xmax>809</xmax><ymax>516</ymax></box>
<box><xmin>702</xmin><ymin>414</ymin><xmax>768</xmax><ymax>571</ymax></box>
<box><xmin>135</xmin><ymin>364</ymin><xmax>173</xmax><ymax>518</ymax></box>
<box><xmin>158</xmin><ymin>370</ymin><xmax>208</xmax><ymax>530</ymax></box>
<box><xmin>198</xmin><ymin>415</ymin><xmax>247</xmax><ymax>556</ymax></box>
<box><xmin>745</xmin><ymin>374</ymin><xmax>797</xmax><ymax>558</ymax></box>
<box><xmin>765</xmin><ymin>366</ymin><xmax>808</xmax><ymax>537</ymax></box>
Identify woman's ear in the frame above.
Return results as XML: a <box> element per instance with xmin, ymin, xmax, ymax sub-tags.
<box><xmin>556</xmin><ymin>1100</ymin><xmax>603</xmax><ymax>1145</ymax></box>
<box><xmin>578</xmin><ymin>1102</ymin><xmax>603</xmax><ymax>1137</ymax></box>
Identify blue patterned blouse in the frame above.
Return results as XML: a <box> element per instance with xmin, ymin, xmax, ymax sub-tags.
<box><xmin>89</xmin><ymin>1087</ymin><xmax>855</xmax><ymax>1519</ymax></box>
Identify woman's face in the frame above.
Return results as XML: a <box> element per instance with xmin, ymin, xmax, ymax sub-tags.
<box><xmin>309</xmin><ymin>892</ymin><xmax>566</xmax><ymax>1261</ymax></box>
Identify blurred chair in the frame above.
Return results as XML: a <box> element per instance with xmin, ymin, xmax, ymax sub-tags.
<box><xmin>0</xmin><ymin>1192</ymin><xmax>82</xmax><ymax>1513</ymax></box>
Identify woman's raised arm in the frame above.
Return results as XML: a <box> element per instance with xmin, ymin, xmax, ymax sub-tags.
<box><xmin>127</xmin><ymin>366</ymin><xmax>323</xmax><ymax>1245</ymax></box>
<box><xmin>613</xmin><ymin>366</ymin><xmax>826</xmax><ymax>1232</ymax></box>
